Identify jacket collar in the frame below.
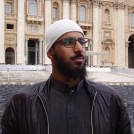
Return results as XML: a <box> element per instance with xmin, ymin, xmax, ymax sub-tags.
<box><xmin>37</xmin><ymin>77</ymin><xmax>96</xmax><ymax>99</ymax></box>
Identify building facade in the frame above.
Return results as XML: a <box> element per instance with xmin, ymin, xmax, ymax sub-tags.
<box><xmin>0</xmin><ymin>0</ymin><xmax>134</xmax><ymax>68</ymax></box>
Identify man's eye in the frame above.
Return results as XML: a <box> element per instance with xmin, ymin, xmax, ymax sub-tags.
<box><xmin>64</xmin><ymin>38</ymin><xmax>74</xmax><ymax>44</ymax></box>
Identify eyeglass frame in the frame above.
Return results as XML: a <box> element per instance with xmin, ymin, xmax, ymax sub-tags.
<box><xmin>52</xmin><ymin>37</ymin><xmax>90</xmax><ymax>48</ymax></box>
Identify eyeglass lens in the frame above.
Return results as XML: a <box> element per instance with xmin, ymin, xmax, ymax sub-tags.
<box><xmin>63</xmin><ymin>37</ymin><xmax>89</xmax><ymax>47</ymax></box>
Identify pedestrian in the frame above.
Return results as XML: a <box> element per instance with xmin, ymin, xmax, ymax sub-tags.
<box><xmin>1</xmin><ymin>19</ymin><xmax>132</xmax><ymax>134</ymax></box>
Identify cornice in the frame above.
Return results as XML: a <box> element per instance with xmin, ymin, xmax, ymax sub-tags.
<box><xmin>101</xmin><ymin>1</ymin><xmax>114</xmax><ymax>7</ymax></box>
<box><xmin>91</xmin><ymin>1</ymin><xmax>126</xmax><ymax>10</ymax></box>
<box><xmin>128</xmin><ymin>6</ymin><xmax>134</xmax><ymax>11</ymax></box>
<box><xmin>113</xmin><ymin>2</ymin><xmax>126</xmax><ymax>10</ymax></box>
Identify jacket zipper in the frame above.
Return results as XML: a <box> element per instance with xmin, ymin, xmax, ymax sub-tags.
<box><xmin>37</xmin><ymin>84</ymin><xmax>97</xmax><ymax>134</ymax></box>
<box><xmin>91</xmin><ymin>91</ymin><xmax>97</xmax><ymax>134</ymax></box>
<box><xmin>37</xmin><ymin>94</ymin><xmax>50</xmax><ymax>134</ymax></box>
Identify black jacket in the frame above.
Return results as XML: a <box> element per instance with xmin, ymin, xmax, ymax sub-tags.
<box><xmin>1</xmin><ymin>77</ymin><xmax>132</xmax><ymax>134</ymax></box>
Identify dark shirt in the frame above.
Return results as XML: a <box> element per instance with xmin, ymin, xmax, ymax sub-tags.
<box><xmin>49</xmin><ymin>76</ymin><xmax>91</xmax><ymax>134</ymax></box>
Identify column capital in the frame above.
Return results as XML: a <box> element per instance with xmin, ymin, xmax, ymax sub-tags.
<box><xmin>92</xmin><ymin>0</ymin><xmax>102</xmax><ymax>7</ymax></box>
<box><xmin>71</xmin><ymin>0</ymin><xmax>77</xmax><ymax>3</ymax></box>
<box><xmin>113</xmin><ymin>2</ymin><xmax>126</xmax><ymax>10</ymax></box>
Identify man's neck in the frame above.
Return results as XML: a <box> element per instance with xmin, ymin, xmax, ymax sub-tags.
<box><xmin>51</xmin><ymin>72</ymin><xmax>80</xmax><ymax>87</ymax></box>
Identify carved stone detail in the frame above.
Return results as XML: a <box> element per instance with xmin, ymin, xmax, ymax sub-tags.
<box><xmin>128</xmin><ymin>6</ymin><xmax>134</xmax><ymax>13</ymax></box>
<box><xmin>101</xmin><ymin>1</ymin><xmax>114</xmax><ymax>7</ymax></box>
<box><xmin>113</xmin><ymin>2</ymin><xmax>126</xmax><ymax>10</ymax></box>
<box><xmin>92</xmin><ymin>0</ymin><xmax>102</xmax><ymax>7</ymax></box>
<box><xmin>71</xmin><ymin>0</ymin><xmax>77</xmax><ymax>3</ymax></box>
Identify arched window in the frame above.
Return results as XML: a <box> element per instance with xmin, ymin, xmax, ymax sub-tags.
<box><xmin>104</xmin><ymin>9</ymin><xmax>110</xmax><ymax>24</ymax></box>
<box><xmin>5</xmin><ymin>47</ymin><xmax>15</xmax><ymax>64</ymax></box>
<box><xmin>130</xmin><ymin>12</ymin><xmax>134</xmax><ymax>28</ymax></box>
<box><xmin>52</xmin><ymin>2</ymin><xmax>59</xmax><ymax>20</ymax></box>
<box><xmin>29</xmin><ymin>0</ymin><xmax>37</xmax><ymax>16</ymax></box>
<box><xmin>79</xmin><ymin>5</ymin><xmax>86</xmax><ymax>22</ymax></box>
<box><xmin>6</xmin><ymin>2</ymin><xmax>13</xmax><ymax>15</ymax></box>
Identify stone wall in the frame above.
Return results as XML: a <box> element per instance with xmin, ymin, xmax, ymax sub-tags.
<box><xmin>0</xmin><ymin>84</ymin><xmax>134</xmax><ymax>133</ymax></box>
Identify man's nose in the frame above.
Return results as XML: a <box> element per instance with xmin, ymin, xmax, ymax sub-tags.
<box><xmin>74</xmin><ymin>41</ymin><xmax>84</xmax><ymax>53</ymax></box>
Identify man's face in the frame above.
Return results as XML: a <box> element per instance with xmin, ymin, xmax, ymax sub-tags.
<box><xmin>51</xmin><ymin>32</ymin><xmax>87</xmax><ymax>79</ymax></box>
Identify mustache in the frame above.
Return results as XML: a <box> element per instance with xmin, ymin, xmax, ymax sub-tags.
<box><xmin>70</xmin><ymin>53</ymin><xmax>85</xmax><ymax>60</ymax></box>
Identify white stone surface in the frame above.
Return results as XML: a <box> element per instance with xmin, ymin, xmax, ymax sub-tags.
<box><xmin>93</xmin><ymin>6</ymin><xmax>100</xmax><ymax>66</ymax></box>
<box><xmin>71</xmin><ymin>1</ymin><xmax>77</xmax><ymax>21</ymax></box>
<box><xmin>17</xmin><ymin>0</ymin><xmax>25</xmax><ymax>64</ymax></box>
<box><xmin>63</xmin><ymin>1</ymin><xmax>70</xmax><ymax>19</ymax></box>
<box><xmin>0</xmin><ymin>0</ymin><xmax>5</xmax><ymax>64</ymax></box>
<box><xmin>44</xmin><ymin>0</ymin><xmax>52</xmax><ymax>64</ymax></box>
<box><xmin>115</xmin><ymin>9</ymin><xmax>125</xmax><ymax>67</ymax></box>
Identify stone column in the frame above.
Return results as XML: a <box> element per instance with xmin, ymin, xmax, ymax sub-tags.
<box><xmin>114</xmin><ymin>2</ymin><xmax>125</xmax><ymax>67</ymax></box>
<box><xmin>0</xmin><ymin>0</ymin><xmax>5</xmax><ymax>64</ymax></box>
<box><xmin>42</xmin><ymin>40</ymin><xmax>45</xmax><ymax>65</ymax></box>
<box><xmin>25</xmin><ymin>39</ymin><xmax>28</xmax><ymax>64</ymax></box>
<box><xmin>63</xmin><ymin>0</ymin><xmax>70</xmax><ymax>19</ymax></box>
<box><xmin>35</xmin><ymin>41</ymin><xmax>38</xmax><ymax>65</ymax></box>
<box><xmin>17</xmin><ymin>0</ymin><xmax>25</xmax><ymax>64</ymax></box>
<box><xmin>92</xmin><ymin>1</ymin><xmax>101</xmax><ymax>66</ymax></box>
<box><xmin>125</xmin><ymin>42</ymin><xmax>129</xmax><ymax>67</ymax></box>
<box><xmin>44</xmin><ymin>0</ymin><xmax>51</xmax><ymax>64</ymax></box>
<box><xmin>39</xmin><ymin>39</ymin><xmax>43</xmax><ymax>65</ymax></box>
<box><xmin>71</xmin><ymin>0</ymin><xmax>77</xmax><ymax>21</ymax></box>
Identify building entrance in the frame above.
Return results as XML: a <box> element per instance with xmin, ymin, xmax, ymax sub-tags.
<box><xmin>5</xmin><ymin>47</ymin><xmax>15</xmax><ymax>64</ymax></box>
<box><xmin>128</xmin><ymin>35</ymin><xmax>134</xmax><ymax>68</ymax></box>
<box><xmin>28</xmin><ymin>39</ymin><xmax>39</xmax><ymax>65</ymax></box>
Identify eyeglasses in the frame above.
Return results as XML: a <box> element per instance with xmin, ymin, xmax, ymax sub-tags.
<box><xmin>53</xmin><ymin>37</ymin><xmax>90</xmax><ymax>48</ymax></box>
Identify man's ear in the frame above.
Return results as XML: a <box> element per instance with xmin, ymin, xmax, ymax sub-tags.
<box><xmin>47</xmin><ymin>48</ymin><xmax>54</xmax><ymax>60</ymax></box>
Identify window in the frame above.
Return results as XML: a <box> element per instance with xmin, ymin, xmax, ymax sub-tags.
<box><xmin>7</xmin><ymin>24</ymin><xmax>14</xmax><ymax>30</ymax></box>
<box><xmin>6</xmin><ymin>2</ymin><xmax>13</xmax><ymax>14</ymax></box>
<box><xmin>83</xmin><ymin>31</ymin><xmax>87</xmax><ymax>36</ymax></box>
<box><xmin>79</xmin><ymin>5</ymin><xmax>86</xmax><ymax>22</ymax></box>
<box><xmin>5</xmin><ymin>48</ymin><xmax>15</xmax><ymax>64</ymax></box>
<box><xmin>29</xmin><ymin>0</ymin><xmax>37</xmax><ymax>16</ymax></box>
<box><xmin>104</xmin><ymin>9</ymin><xmax>110</xmax><ymax>24</ymax></box>
<box><xmin>130</xmin><ymin>13</ymin><xmax>134</xmax><ymax>28</ymax></box>
<box><xmin>52</xmin><ymin>7</ymin><xmax>58</xmax><ymax>19</ymax></box>
<box><xmin>52</xmin><ymin>2</ymin><xmax>59</xmax><ymax>20</ymax></box>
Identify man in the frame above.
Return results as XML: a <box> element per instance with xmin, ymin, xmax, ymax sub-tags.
<box><xmin>1</xmin><ymin>19</ymin><xmax>132</xmax><ymax>134</ymax></box>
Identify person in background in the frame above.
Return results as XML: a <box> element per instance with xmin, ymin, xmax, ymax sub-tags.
<box><xmin>1</xmin><ymin>19</ymin><xmax>132</xmax><ymax>134</ymax></box>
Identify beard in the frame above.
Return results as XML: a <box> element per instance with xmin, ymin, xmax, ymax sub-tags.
<box><xmin>53</xmin><ymin>52</ymin><xmax>87</xmax><ymax>80</ymax></box>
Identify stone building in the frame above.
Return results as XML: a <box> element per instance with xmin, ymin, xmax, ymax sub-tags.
<box><xmin>0</xmin><ymin>0</ymin><xmax>134</xmax><ymax>68</ymax></box>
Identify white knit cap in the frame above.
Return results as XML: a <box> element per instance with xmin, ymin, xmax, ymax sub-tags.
<box><xmin>45</xmin><ymin>19</ymin><xmax>84</xmax><ymax>53</ymax></box>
